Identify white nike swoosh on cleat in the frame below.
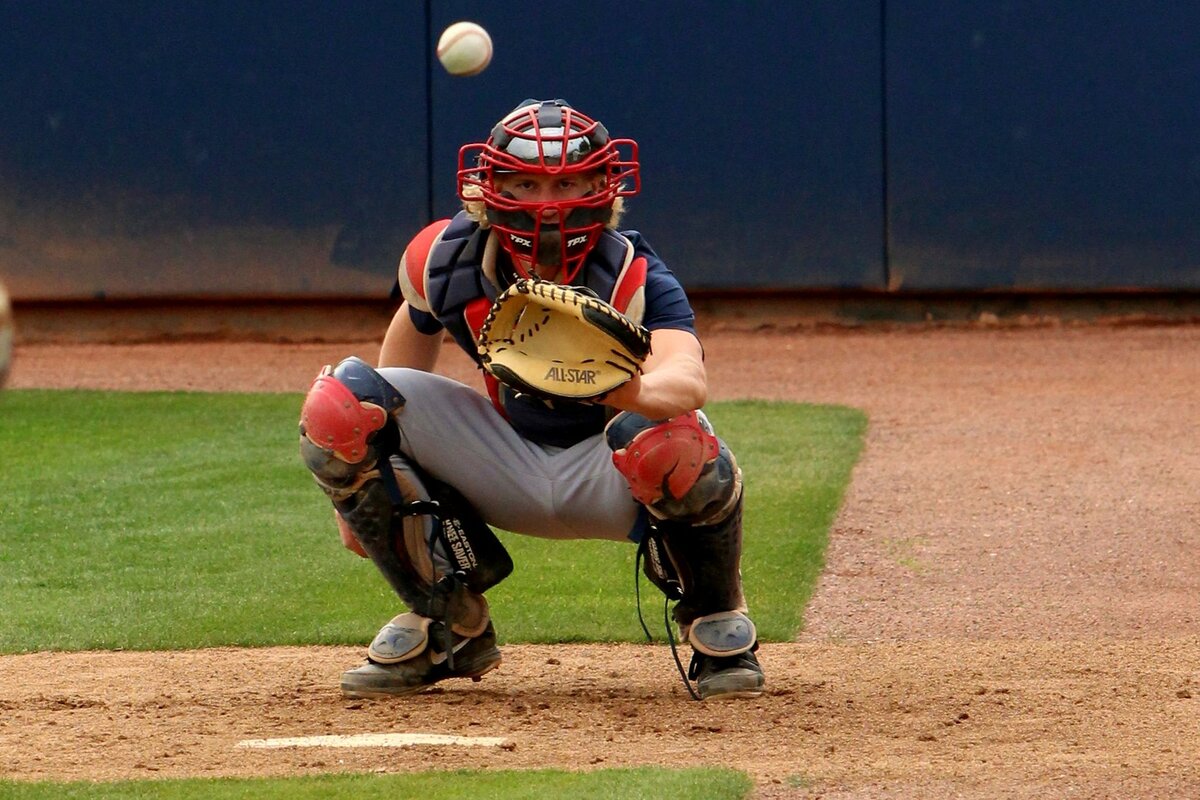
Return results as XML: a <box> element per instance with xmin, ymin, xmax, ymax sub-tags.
<box><xmin>428</xmin><ymin>638</ymin><xmax>473</xmax><ymax>666</ymax></box>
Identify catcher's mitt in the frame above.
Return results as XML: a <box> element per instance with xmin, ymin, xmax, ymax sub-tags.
<box><xmin>477</xmin><ymin>279</ymin><xmax>652</xmax><ymax>401</ymax></box>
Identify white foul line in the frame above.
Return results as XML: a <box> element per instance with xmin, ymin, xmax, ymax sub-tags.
<box><xmin>237</xmin><ymin>733</ymin><xmax>507</xmax><ymax>749</ymax></box>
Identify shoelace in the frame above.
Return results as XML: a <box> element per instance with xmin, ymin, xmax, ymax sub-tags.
<box><xmin>634</xmin><ymin>536</ymin><xmax>701</xmax><ymax>701</ymax></box>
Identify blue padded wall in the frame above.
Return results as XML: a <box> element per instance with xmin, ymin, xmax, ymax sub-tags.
<box><xmin>886</xmin><ymin>3</ymin><xmax>1200</xmax><ymax>289</ymax></box>
<box><xmin>1</xmin><ymin>2</ymin><xmax>1196</xmax><ymax>297</ymax></box>
<box><xmin>429</xmin><ymin>1</ymin><xmax>885</xmax><ymax>291</ymax></box>
<box><xmin>0</xmin><ymin>1</ymin><xmax>429</xmax><ymax>298</ymax></box>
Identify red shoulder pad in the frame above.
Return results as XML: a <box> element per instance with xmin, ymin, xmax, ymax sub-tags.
<box><xmin>397</xmin><ymin>219</ymin><xmax>452</xmax><ymax>310</ymax></box>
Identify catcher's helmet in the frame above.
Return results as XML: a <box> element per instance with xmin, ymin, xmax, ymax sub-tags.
<box><xmin>457</xmin><ymin>99</ymin><xmax>640</xmax><ymax>283</ymax></box>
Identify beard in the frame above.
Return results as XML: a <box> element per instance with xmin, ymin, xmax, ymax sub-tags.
<box><xmin>532</xmin><ymin>229</ymin><xmax>565</xmax><ymax>268</ymax></box>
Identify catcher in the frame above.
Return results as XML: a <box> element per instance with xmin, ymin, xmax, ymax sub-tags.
<box><xmin>300</xmin><ymin>99</ymin><xmax>764</xmax><ymax>700</ymax></box>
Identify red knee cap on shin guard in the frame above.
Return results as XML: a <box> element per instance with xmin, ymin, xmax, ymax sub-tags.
<box><xmin>300</xmin><ymin>368</ymin><xmax>388</xmax><ymax>463</ymax></box>
<box><xmin>610</xmin><ymin>410</ymin><xmax>720</xmax><ymax>507</ymax></box>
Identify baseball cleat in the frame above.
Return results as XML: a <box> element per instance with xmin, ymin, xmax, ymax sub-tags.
<box><xmin>340</xmin><ymin>620</ymin><xmax>501</xmax><ymax>698</ymax></box>
<box><xmin>689</xmin><ymin>648</ymin><xmax>765</xmax><ymax>700</ymax></box>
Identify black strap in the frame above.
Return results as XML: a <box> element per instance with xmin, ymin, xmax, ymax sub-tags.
<box><xmin>634</xmin><ymin>535</ymin><xmax>655</xmax><ymax>643</ymax></box>
<box><xmin>665</xmin><ymin>597</ymin><xmax>701</xmax><ymax>702</ymax></box>
<box><xmin>634</xmin><ymin>532</ymin><xmax>701</xmax><ymax>700</ymax></box>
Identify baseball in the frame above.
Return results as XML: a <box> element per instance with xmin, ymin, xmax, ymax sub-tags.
<box><xmin>437</xmin><ymin>21</ymin><xmax>493</xmax><ymax>77</ymax></box>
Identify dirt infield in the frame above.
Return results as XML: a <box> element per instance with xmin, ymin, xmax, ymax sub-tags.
<box><xmin>3</xmin><ymin>322</ymin><xmax>1199</xmax><ymax>798</ymax></box>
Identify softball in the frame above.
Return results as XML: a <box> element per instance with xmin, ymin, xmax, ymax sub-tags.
<box><xmin>436</xmin><ymin>21</ymin><xmax>493</xmax><ymax>77</ymax></box>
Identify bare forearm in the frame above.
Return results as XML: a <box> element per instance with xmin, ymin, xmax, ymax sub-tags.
<box><xmin>379</xmin><ymin>303</ymin><xmax>443</xmax><ymax>370</ymax></box>
<box><xmin>602</xmin><ymin>328</ymin><xmax>708</xmax><ymax>419</ymax></box>
<box><xmin>622</xmin><ymin>355</ymin><xmax>707</xmax><ymax>419</ymax></box>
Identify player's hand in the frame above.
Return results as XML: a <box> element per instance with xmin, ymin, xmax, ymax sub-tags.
<box><xmin>335</xmin><ymin>510</ymin><xmax>368</xmax><ymax>558</ymax></box>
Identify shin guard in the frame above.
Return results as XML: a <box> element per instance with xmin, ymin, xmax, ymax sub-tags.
<box><xmin>654</xmin><ymin>491</ymin><xmax>756</xmax><ymax>657</ymax></box>
<box><xmin>300</xmin><ymin>357</ymin><xmax>513</xmax><ymax>635</ymax></box>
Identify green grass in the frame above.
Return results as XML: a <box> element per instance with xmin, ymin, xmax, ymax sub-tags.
<box><xmin>0</xmin><ymin>390</ymin><xmax>864</xmax><ymax>653</ymax></box>
<box><xmin>0</xmin><ymin>767</ymin><xmax>753</xmax><ymax>799</ymax></box>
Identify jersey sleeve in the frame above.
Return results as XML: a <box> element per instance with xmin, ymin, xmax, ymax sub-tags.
<box><xmin>407</xmin><ymin>305</ymin><xmax>444</xmax><ymax>335</ymax></box>
<box><xmin>626</xmin><ymin>233</ymin><xmax>697</xmax><ymax>335</ymax></box>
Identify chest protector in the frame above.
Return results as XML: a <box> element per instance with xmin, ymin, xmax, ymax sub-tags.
<box><xmin>400</xmin><ymin>212</ymin><xmax>649</xmax><ymax>447</ymax></box>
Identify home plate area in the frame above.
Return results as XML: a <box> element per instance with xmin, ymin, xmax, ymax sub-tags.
<box><xmin>237</xmin><ymin>733</ymin><xmax>508</xmax><ymax>749</ymax></box>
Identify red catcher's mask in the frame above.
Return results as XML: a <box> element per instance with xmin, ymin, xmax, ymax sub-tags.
<box><xmin>457</xmin><ymin>99</ymin><xmax>640</xmax><ymax>284</ymax></box>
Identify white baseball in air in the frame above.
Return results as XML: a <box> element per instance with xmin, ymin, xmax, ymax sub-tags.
<box><xmin>437</xmin><ymin>21</ymin><xmax>493</xmax><ymax>77</ymax></box>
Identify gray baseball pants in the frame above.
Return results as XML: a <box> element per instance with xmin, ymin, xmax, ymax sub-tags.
<box><xmin>380</xmin><ymin>367</ymin><xmax>642</xmax><ymax>543</ymax></box>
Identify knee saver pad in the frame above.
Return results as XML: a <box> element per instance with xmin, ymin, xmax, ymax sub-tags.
<box><xmin>607</xmin><ymin>410</ymin><xmax>741</xmax><ymax>524</ymax></box>
<box><xmin>328</xmin><ymin>455</ymin><xmax>498</xmax><ymax>638</ymax></box>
